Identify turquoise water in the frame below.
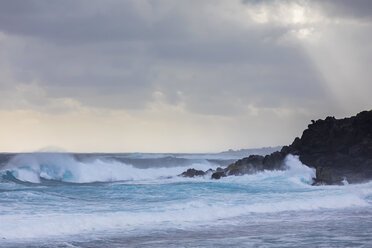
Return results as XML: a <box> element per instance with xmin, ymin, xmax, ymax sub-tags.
<box><xmin>1</xmin><ymin>153</ymin><xmax>372</xmax><ymax>247</ymax></box>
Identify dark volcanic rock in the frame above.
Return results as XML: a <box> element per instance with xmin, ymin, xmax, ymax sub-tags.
<box><xmin>180</xmin><ymin>168</ymin><xmax>206</xmax><ymax>177</ymax></box>
<box><xmin>209</xmin><ymin>151</ymin><xmax>287</xmax><ymax>179</ymax></box>
<box><xmin>179</xmin><ymin>110</ymin><xmax>372</xmax><ymax>185</ymax></box>
<box><xmin>224</xmin><ymin>152</ymin><xmax>286</xmax><ymax>176</ymax></box>
<box><xmin>283</xmin><ymin>110</ymin><xmax>372</xmax><ymax>184</ymax></box>
<box><xmin>211</xmin><ymin>171</ymin><xmax>227</xmax><ymax>179</ymax></box>
<box><xmin>180</xmin><ymin>148</ymin><xmax>287</xmax><ymax>180</ymax></box>
<box><xmin>263</xmin><ymin>151</ymin><xmax>286</xmax><ymax>170</ymax></box>
<box><xmin>312</xmin><ymin>167</ymin><xmax>343</xmax><ymax>185</ymax></box>
<box><xmin>226</xmin><ymin>155</ymin><xmax>264</xmax><ymax>176</ymax></box>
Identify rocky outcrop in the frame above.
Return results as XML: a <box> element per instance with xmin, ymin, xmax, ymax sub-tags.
<box><xmin>180</xmin><ymin>110</ymin><xmax>372</xmax><ymax>185</ymax></box>
<box><xmin>182</xmin><ymin>152</ymin><xmax>286</xmax><ymax>179</ymax></box>
<box><xmin>180</xmin><ymin>168</ymin><xmax>206</xmax><ymax>177</ymax></box>
<box><xmin>210</xmin><ymin>167</ymin><xmax>226</xmax><ymax>179</ymax></box>
<box><xmin>282</xmin><ymin>110</ymin><xmax>372</xmax><ymax>184</ymax></box>
<box><xmin>210</xmin><ymin>152</ymin><xmax>286</xmax><ymax>179</ymax></box>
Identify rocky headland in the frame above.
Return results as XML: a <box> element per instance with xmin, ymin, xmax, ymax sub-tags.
<box><xmin>180</xmin><ymin>110</ymin><xmax>372</xmax><ymax>185</ymax></box>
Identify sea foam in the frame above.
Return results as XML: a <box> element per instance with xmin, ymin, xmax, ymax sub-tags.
<box><xmin>1</xmin><ymin>154</ymin><xmax>371</xmax><ymax>242</ymax></box>
<box><xmin>1</xmin><ymin>153</ymin><xmax>218</xmax><ymax>183</ymax></box>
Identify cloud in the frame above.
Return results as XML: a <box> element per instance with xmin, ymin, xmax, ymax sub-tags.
<box><xmin>314</xmin><ymin>0</ymin><xmax>372</xmax><ymax>20</ymax></box>
<box><xmin>0</xmin><ymin>0</ymin><xmax>371</xmax><ymax>152</ymax></box>
<box><xmin>0</xmin><ymin>0</ymin><xmax>193</xmax><ymax>44</ymax></box>
<box><xmin>0</xmin><ymin>0</ymin><xmax>327</xmax><ymax>113</ymax></box>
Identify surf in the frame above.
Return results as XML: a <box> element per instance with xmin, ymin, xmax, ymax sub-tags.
<box><xmin>0</xmin><ymin>153</ymin><xmax>220</xmax><ymax>184</ymax></box>
<box><xmin>0</xmin><ymin>153</ymin><xmax>371</xmax><ymax>243</ymax></box>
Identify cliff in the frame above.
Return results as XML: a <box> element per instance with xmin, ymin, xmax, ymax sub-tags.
<box><xmin>181</xmin><ymin>110</ymin><xmax>372</xmax><ymax>185</ymax></box>
<box><xmin>282</xmin><ymin>110</ymin><xmax>372</xmax><ymax>184</ymax></box>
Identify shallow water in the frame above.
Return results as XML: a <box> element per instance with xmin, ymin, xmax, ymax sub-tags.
<box><xmin>1</xmin><ymin>153</ymin><xmax>371</xmax><ymax>247</ymax></box>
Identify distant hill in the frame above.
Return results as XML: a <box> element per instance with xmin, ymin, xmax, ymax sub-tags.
<box><xmin>217</xmin><ymin>146</ymin><xmax>282</xmax><ymax>158</ymax></box>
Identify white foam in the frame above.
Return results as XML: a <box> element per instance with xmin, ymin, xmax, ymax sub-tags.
<box><xmin>0</xmin><ymin>190</ymin><xmax>369</xmax><ymax>240</ymax></box>
<box><xmin>1</xmin><ymin>154</ymin><xmax>371</xmax><ymax>241</ymax></box>
<box><xmin>211</xmin><ymin>155</ymin><xmax>316</xmax><ymax>187</ymax></box>
<box><xmin>13</xmin><ymin>168</ymin><xmax>41</xmax><ymax>183</ymax></box>
<box><xmin>2</xmin><ymin>153</ymin><xmax>218</xmax><ymax>183</ymax></box>
<box><xmin>342</xmin><ymin>178</ymin><xmax>349</xmax><ymax>185</ymax></box>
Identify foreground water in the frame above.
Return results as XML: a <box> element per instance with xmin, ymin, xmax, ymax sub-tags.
<box><xmin>0</xmin><ymin>153</ymin><xmax>371</xmax><ymax>247</ymax></box>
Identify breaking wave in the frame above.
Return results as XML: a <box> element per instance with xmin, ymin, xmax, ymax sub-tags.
<box><xmin>0</xmin><ymin>154</ymin><xmax>371</xmax><ymax>241</ymax></box>
<box><xmin>0</xmin><ymin>153</ymin><xmax>218</xmax><ymax>184</ymax></box>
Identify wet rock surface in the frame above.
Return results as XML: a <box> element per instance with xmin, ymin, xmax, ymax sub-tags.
<box><xmin>283</xmin><ymin>110</ymin><xmax>372</xmax><ymax>185</ymax></box>
<box><xmin>180</xmin><ymin>110</ymin><xmax>372</xmax><ymax>185</ymax></box>
<box><xmin>180</xmin><ymin>168</ymin><xmax>206</xmax><ymax>177</ymax></box>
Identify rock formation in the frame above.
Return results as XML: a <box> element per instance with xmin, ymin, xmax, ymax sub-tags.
<box><xmin>181</xmin><ymin>110</ymin><xmax>372</xmax><ymax>185</ymax></box>
<box><xmin>282</xmin><ymin>110</ymin><xmax>372</xmax><ymax>184</ymax></box>
<box><xmin>180</xmin><ymin>168</ymin><xmax>206</xmax><ymax>177</ymax></box>
<box><xmin>210</xmin><ymin>152</ymin><xmax>286</xmax><ymax>179</ymax></box>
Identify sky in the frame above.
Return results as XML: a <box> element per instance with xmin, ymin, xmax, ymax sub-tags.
<box><xmin>0</xmin><ymin>0</ymin><xmax>371</xmax><ymax>153</ymax></box>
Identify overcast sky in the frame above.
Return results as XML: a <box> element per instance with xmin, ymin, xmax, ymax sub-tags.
<box><xmin>0</xmin><ymin>0</ymin><xmax>371</xmax><ymax>153</ymax></box>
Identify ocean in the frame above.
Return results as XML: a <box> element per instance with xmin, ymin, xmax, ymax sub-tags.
<box><xmin>0</xmin><ymin>152</ymin><xmax>371</xmax><ymax>247</ymax></box>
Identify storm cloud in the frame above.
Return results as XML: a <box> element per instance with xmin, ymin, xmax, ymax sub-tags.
<box><xmin>0</xmin><ymin>0</ymin><xmax>371</xmax><ymax>152</ymax></box>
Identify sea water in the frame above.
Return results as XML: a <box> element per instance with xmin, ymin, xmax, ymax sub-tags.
<box><xmin>0</xmin><ymin>153</ymin><xmax>371</xmax><ymax>247</ymax></box>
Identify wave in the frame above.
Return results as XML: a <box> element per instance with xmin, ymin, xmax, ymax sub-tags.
<box><xmin>0</xmin><ymin>153</ymin><xmax>314</xmax><ymax>185</ymax></box>
<box><xmin>1</xmin><ymin>184</ymin><xmax>370</xmax><ymax>240</ymax></box>
<box><xmin>0</xmin><ymin>153</ymin><xmax>218</xmax><ymax>184</ymax></box>
<box><xmin>1</xmin><ymin>154</ymin><xmax>371</xmax><ymax>241</ymax></box>
<box><xmin>0</xmin><ymin>153</ymin><xmax>315</xmax><ymax>185</ymax></box>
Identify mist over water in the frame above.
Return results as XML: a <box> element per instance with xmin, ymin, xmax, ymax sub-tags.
<box><xmin>0</xmin><ymin>153</ymin><xmax>372</xmax><ymax>247</ymax></box>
